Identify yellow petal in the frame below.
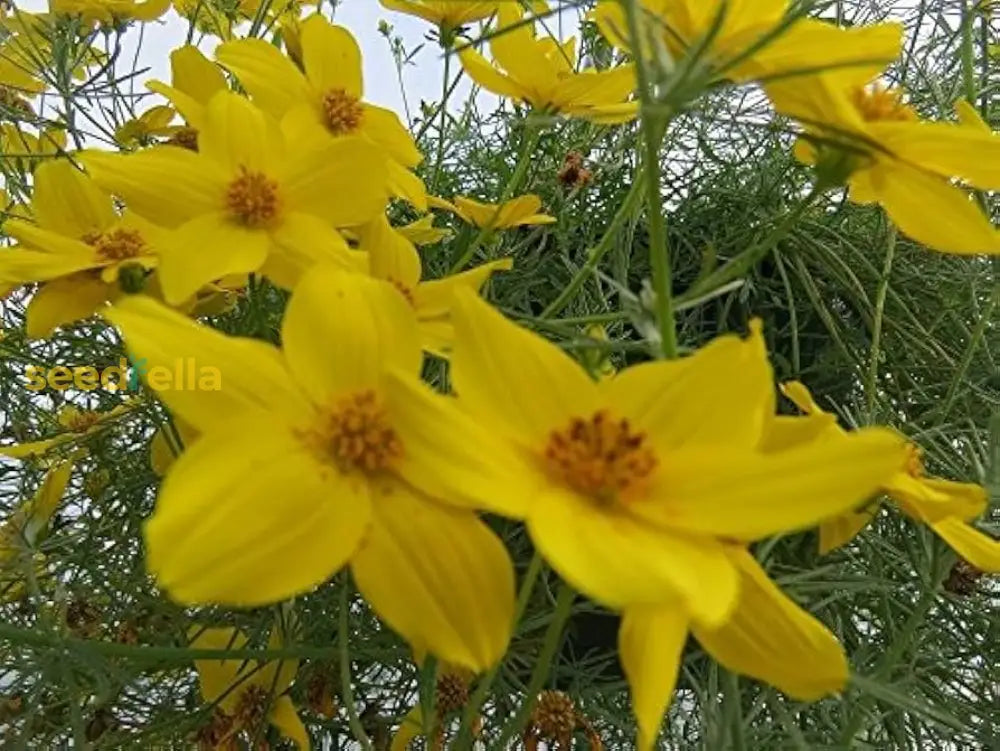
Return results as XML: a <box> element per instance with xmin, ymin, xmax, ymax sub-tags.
<box><xmin>413</xmin><ymin>258</ymin><xmax>512</xmax><ymax>319</ymax></box>
<box><xmin>458</xmin><ymin>46</ymin><xmax>526</xmax><ymax>101</ymax></box>
<box><xmin>146</xmin><ymin>417</ymin><xmax>371</xmax><ymax>606</ymax></box>
<box><xmin>149</xmin><ymin>417</ymin><xmax>199</xmax><ymax>476</ymax></box>
<box><xmin>619</xmin><ymin>604</ymin><xmax>688</xmax><ymax>751</ymax></box>
<box><xmin>872</xmin><ymin>119</ymin><xmax>1000</xmax><ymax>190</ymax></box>
<box><xmin>300</xmin><ymin>16</ymin><xmax>363</xmax><ymax>98</ymax></box>
<box><xmin>199</xmin><ymin>91</ymin><xmax>285</xmax><ymax>173</ymax></box>
<box><xmin>26</xmin><ymin>274</ymin><xmax>110</xmax><ymax>339</ymax></box>
<box><xmin>105</xmin><ymin>295</ymin><xmax>311</xmax><ymax>433</ymax></box>
<box><xmin>886</xmin><ymin>474</ymin><xmax>987</xmax><ymax>524</ymax></box>
<box><xmin>282</xmin><ymin>266</ymin><xmax>422</xmax><ymax>403</ymax></box>
<box><xmin>529</xmin><ymin>484</ymin><xmax>739</xmax><ymax>623</ymax></box>
<box><xmin>385</xmin><ymin>371</ymin><xmax>538</xmax><ymax>518</ymax></box>
<box><xmin>266</xmin><ymin>213</ymin><xmax>361</xmax><ymax>290</ymax></box>
<box><xmin>170</xmin><ymin>45</ymin><xmax>228</xmax><ymax>105</ymax></box>
<box><xmin>362</xmin><ymin>104</ymin><xmax>421</xmax><ymax>167</ymax></box>
<box><xmin>31</xmin><ymin>159</ymin><xmax>115</xmax><ymax>237</ymax></box>
<box><xmin>818</xmin><ymin>504</ymin><xmax>879</xmax><ymax>554</ymax></box>
<box><xmin>649</xmin><ymin>428</ymin><xmax>906</xmax><ymax>541</ymax></box>
<box><xmin>357</xmin><ymin>214</ymin><xmax>422</xmax><ymax>290</ymax></box>
<box><xmin>0</xmin><ymin>237</ymin><xmax>96</xmax><ymax>284</ymax></box>
<box><xmin>491</xmin><ymin>4</ymin><xmax>557</xmax><ymax>100</ymax></box>
<box><xmin>390</xmin><ymin>705</ymin><xmax>424</xmax><ymax>751</ymax></box>
<box><xmin>451</xmin><ymin>288</ymin><xmax>599</xmax><ymax>446</ymax></box>
<box><xmin>147</xmin><ymin>80</ymin><xmax>207</xmax><ymax>130</ymax></box>
<box><xmin>190</xmin><ymin>627</ymin><xmax>253</xmax><ymax>710</ymax></box>
<box><xmin>387</xmin><ymin>158</ymin><xmax>429</xmax><ymax>211</ymax></box>
<box><xmin>351</xmin><ymin>479</ymin><xmax>515</xmax><ymax>672</ymax></box>
<box><xmin>269</xmin><ymin>695</ymin><xmax>311</xmax><ymax>750</ymax></box>
<box><xmin>156</xmin><ymin>213</ymin><xmax>271</xmax><ymax>305</ymax></box>
<box><xmin>931</xmin><ymin>517</ymin><xmax>1000</xmax><ymax>573</ymax></box>
<box><xmin>761</xmin><ymin>413</ymin><xmax>840</xmax><ymax>452</ymax></box>
<box><xmin>215</xmin><ymin>38</ymin><xmax>310</xmax><ymax>117</ymax></box>
<box><xmin>24</xmin><ymin>458</ymin><xmax>75</xmax><ymax>542</ymax></box>
<box><xmin>692</xmin><ymin>549</ymin><xmax>848</xmax><ymax>700</ymax></box>
<box><xmin>601</xmin><ymin>322</ymin><xmax>771</xmax><ymax>453</ymax></box>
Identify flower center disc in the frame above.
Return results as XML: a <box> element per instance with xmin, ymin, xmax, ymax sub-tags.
<box><xmin>226</xmin><ymin>167</ymin><xmax>281</xmax><ymax>227</ymax></box>
<box><xmin>321</xmin><ymin>88</ymin><xmax>364</xmax><ymax>136</ymax></box>
<box><xmin>852</xmin><ymin>85</ymin><xmax>916</xmax><ymax>122</ymax></box>
<box><xmin>544</xmin><ymin>410</ymin><xmax>657</xmax><ymax>503</ymax></box>
<box><xmin>86</xmin><ymin>227</ymin><xmax>146</xmax><ymax>262</ymax></box>
<box><xmin>305</xmin><ymin>390</ymin><xmax>403</xmax><ymax>473</ymax></box>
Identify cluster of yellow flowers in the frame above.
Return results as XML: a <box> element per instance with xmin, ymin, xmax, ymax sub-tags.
<box><xmin>2</xmin><ymin>1</ymin><xmax>1000</xmax><ymax>749</ymax></box>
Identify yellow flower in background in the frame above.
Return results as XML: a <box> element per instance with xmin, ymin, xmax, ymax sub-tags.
<box><xmin>355</xmin><ymin>215</ymin><xmax>511</xmax><ymax>355</ymax></box>
<box><xmin>0</xmin><ymin>124</ymin><xmax>66</xmax><ymax>169</ymax></box>
<box><xmin>397</xmin><ymin>214</ymin><xmax>451</xmax><ymax>245</ymax></box>
<box><xmin>0</xmin><ymin>405</ymin><xmax>131</xmax><ymax>459</ymax></box>
<box><xmin>458</xmin><ymin>2</ymin><xmax>638</xmax><ymax>123</ymax></box>
<box><xmin>769</xmin><ymin>73</ymin><xmax>1000</xmax><ymax>254</ymax></box>
<box><xmin>105</xmin><ymin>269</ymin><xmax>515</xmax><ymax>672</ymax></box>
<box><xmin>49</xmin><ymin>0</ymin><xmax>170</xmax><ymax>26</ymax></box>
<box><xmin>592</xmin><ymin>0</ymin><xmax>902</xmax><ymax>86</ymax></box>
<box><xmin>385</xmin><ymin>292</ymin><xmax>906</xmax><ymax>622</ymax></box>
<box><xmin>114</xmin><ymin>104</ymin><xmax>179</xmax><ymax>148</ymax></box>
<box><xmin>0</xmin><ymin>160</ymin><xmax>162</xmax><ymax>338</ymax></box>
<box><xmin>378</xmin><ymin>0</ymin><xmax>498</xmax><ymax>31</ymax></box>
<box><xmin>189</xmin><ymin>626</ymin><xmax>308</xmax><ymax>750</ymax></box>
<box><xmin>82</xmin><ymin>91</ymin><xmax>386</xmax><ymax>304</ymax></box>
<box><xmin>216</xmin><ymin>16</ymin><xmax>427</xmax><ymax>209</ymax></box>
<box><xmin>621</xmin><ymin>547</ymin><xmax>847</xmax><ymax>750</ymax></box>
<box><xmin>146</xmin><ymin>44</ymin><xmax>228</xmax><ymax>141</ymax></box>
<box><xmin>430</xmin><ymin>194</ymin><xmax>556</xmax><ymax>229</ymax></box>
<box><xmin>777</xmin><ymin>381</ymin><xmax>1000</xmax><ymax>571</ymax></box>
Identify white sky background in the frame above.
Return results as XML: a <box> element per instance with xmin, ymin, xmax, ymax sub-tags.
<box><xmin>16</xmin><ymin>0</ymin><xmax>582</xmax><ymax>123</ymax></box>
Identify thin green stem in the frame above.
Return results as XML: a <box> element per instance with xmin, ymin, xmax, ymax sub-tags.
<box><xmin>490</xmin><ymin>582</ymin><xmax>575</xmax><ymax>750</ymax></box>
<box><xmin>430</xmin><ymin>43</ymin><xmax>452</xmax><ymax>193</ymax></box>
<box><xmin>339</xmin><ymin>581</ymin><xmax>373</xmax><ymax>751</ymax></box>
<box><xmin>454</xmin><ymin>552</ymin><xmax>544</xmax><ymax>750</ymax></box>
<box><xmin>865</xmin><ymin>225</ymin><xmax>896</xmax><ymax>420</ymax></box>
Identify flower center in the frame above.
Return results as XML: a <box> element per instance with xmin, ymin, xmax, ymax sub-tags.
<box><xmin>851</xmin><ymin>84</ymin><xmax>916</xmax><ymax>122</ymax></box>
<box><xmin>301</xmin><ymin>390</ymin><xmax>404</xmax><ymax>473</ymax></box>
<box><xmin>86</xmin><ymin>227</ymin><xmax>146</xmax><ymax>262</ymax></box>
<box><xmin>226</xmin><ymin>167</ymin><xmax>281</xmax><ymax>227</ymax></box>
<box><xmin>61</xmin><ymin>408</ymin><xmax>100</xmax><ymax>433</ymax></box>
<box><xmin>166</xmin><ymin>126</ymin><xmax>199</xmax><ymax>151</ymax></box>
<box><xmin>321</xmin><ymin>88</ymin><xmax>364</xmax><ymax>136</ymax></box>
<box><xmin>233</xmin><ymin>685</ymin><xmax>270</xmax><ymax>731</ymax></box>
<box><xmin>544</xmin><ymin>410</ymin><xmax>657</xmax><ymax>503</ymax></box>
<box><xmin>904</xmin><ymin>444</ymin><xmax>925</xmax><ymax>479</ymax></box>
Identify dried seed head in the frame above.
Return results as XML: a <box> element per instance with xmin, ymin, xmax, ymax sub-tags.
<box><xmin>531</xmin><ymin>690</ymin><xmax>577</xmax><ymax>741</ymax></box>
<box><xmin>436</xmin><ymin>671</ymin><xmax>470</xmax><ymax>716</ymax></box>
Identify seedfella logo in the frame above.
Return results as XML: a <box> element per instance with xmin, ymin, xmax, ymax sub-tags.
<box><xmin>24</xmin><ymin>358</ymin><xmax>222</xmax><ymax>393</ymax></box>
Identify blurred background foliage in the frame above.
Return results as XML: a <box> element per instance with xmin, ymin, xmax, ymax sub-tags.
<box><xmin>1</xmin><ymin>0</ymin><xmax>1000</xmax><ymax>748</ymax></box>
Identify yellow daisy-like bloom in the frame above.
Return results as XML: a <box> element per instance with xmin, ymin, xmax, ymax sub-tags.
<box><xmin>105</xmin><ymin>269</ymin><xmax>515</xmax><ymax>672</ymax></box>
<box><xmin>397</xmin><ymin>214</ymin><xmax>451</xmax><ymax>246</ymax></box>
<box><xmin>0</xmin><ymin>160</ymin><xmax>162</xmax><ymax>337</ymax></box>
<box><xmin>430</xmin><ymin>194</ymin><xmax>556</xmax><ymax>230</ymax></box>
<box><xmin>81</xmin><ymin>91</ymin><xmax>387</xmax><ymax>305</ymax></box>
<box><xmin>592</xmin><ymin>0</ymin><xmax>902</xmax><ymax>86</ymax></box>
<box><xmin>621</xmin><ymin>547</ymin><xmax>847</xmax><ymax>750</ymax></box>
<box><xmin>49</xmin><ymin>0</ymin><xmax>170</xmax><ymax>26</ymax></box>
<box><xmin>114</xmin><ymin>105</ymin><xmax>179</xmax><ymax>148</ymax></box>
<box><xmin>378</xmin><ymin>0</ymin><xmax>498</xmax><ymax>31</ymax></box>
<box><xmin>355</xmin><ymin>215</ymin><xmax>511</xmax><ymax>355</ymax></box>
<box><xmin>147</xmin><ymin>45</ymin><xmax>228</xmax><ymax>140</ymax></box>
<box><xmin>216</xmin><ymin>16</ymin><xmax>427</xmax><ymax>210</ymax></box>
<box><xmin>385</xmin><ymin>290</ymin><xmax>906</xmax><ymax>622</ymax></box>
<box><xmin>458</xmin><ymin>2</ymin><xmax>638</xmax><ymax>124</ymax></box>
<box><xmin>0</xmin><ymin>404</ymin><xmax>131</xmax><ymax>459</ymax></box>
<box><xmin>776</xmin><ymin>381</ymin><xmax>1000</xmax><ymax>570</ymax></box>
<box><xmin>189</xmin><ymin>626</ymin><xmax>308</xmax><ymax>750</ymax></box>
<box><xmin>768</xmin><ymin>74</ymin><xmax>1000</xmax><ymax>254</ymax></box>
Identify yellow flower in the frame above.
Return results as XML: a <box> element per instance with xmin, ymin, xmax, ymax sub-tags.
<box><xmin>147</xmin><ymin>45</ymin><xmax>229</xmax><ymax>140</ymax></box>
<box><xmin>189</xmin><ymin>626</ymin><xmax>308</xmax><ymax>750</ymax></box>
<box><xmin>0</xmin><ymin>159</ymin><xmax>161</xmax><ymax>338</ymax></box>
<box><xmin>378</xmin><ymin>0</ymin><xmax>498</xmax><ymax>31</ymax></box>
<box><xmin>114</xmin><ymin>104</ymin><xmax>179</xmax><ymax>148</ymax></box>
<box><xmin>397</xmin><ymin>214</ymin><xmax>451</xmax><ymax>245</ymax></box>
<box><xmin>172</xmin><ymin>0</ymin><xmax>235</xmax><ymax>40</ymax></box>
<box><xmin>621</xmin><ymin>547</ymin><xmax>847</xmax><ymax>750</ymax></box>
<box><xmin>216</xmin><ymin>15</ymin><xmax>427</xmax><ymax>210</ymax></box>
<box><xmin>592</xmin><ymin>0</ymin><xmax>902</xmax><ymax>86</ymax></box>
<box><xmin>458</xmin><ymin>2</ymin><xmax>638</xmax><ymax>123</ymax></box>
<box><xmin>0</xmin><ymin>124</ymin><xmax>66</xmax><ymax>169</ymax></box>
<box><xmin>384</xmin><ymin>292</ymin><xmax>906</xmax><ymax>622</ymax></box>
<box><xmin>0</xmin><ymin>405</ymin><xmax>132</xmax><ymax>458</ymax></box>
<box><xmin>81</xmin><ymin>91</ymin><xmax>386</xmax><ymax>304</ymax></box>
<box><xmin>48</xmin><ymin>0</ymin><xmax>170</xmax><ymax>26</ymax></box>
<box><xmin>769</xmin><ymin>74</ymin><xmax>1000</xmax><ymax>254</ymax></box>
<box><xmin>105</xmin><ymin>268</ymin><xmax>515</xmax><ymax>672</ymax></box>
<box><xmin>429</xmin><ymin>194</ymin><xmax>556</xmax><ymax>229</ymax></box>
<box><xmin>355</xmin><ymin>215</ymin><xmax>511</xmax><ymax>355</ymax></box>
<box><xmin>777</xmin><ymin>381</ymin><xmax>1000</xmax><ymax>570</ymax></box>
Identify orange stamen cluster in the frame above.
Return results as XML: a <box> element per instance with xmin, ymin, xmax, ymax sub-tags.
<box><xmin>321</xmin><ymin>88</ymin><xmax>364</xmax><ymax>136</ymax></box>
<box><xmin>87</xmin><ymin>227</ymin><xmax>146</xmax><ymax>262</ymax></box>
<box><xmin>226</xmin><ymin>166</ymin><xmax>280</xmax><ymax>227</ymax></box>
<box><xmin>851</xmin><ymin>84</ymin><xmax>917</xmax><ymax>122</ymax></box>
<box><xmin>166</xmin><ymin>126</ymin><xmax>199</xmax><ymax>151</ymax></box>
<box><xmin>306</xmin><ymin>390</ymin><xmax>403</xmax><ymax>473</ymax></box>
<box><xmin>904</xmin><ymin>443</ymin><xmax>925</xmax><ymax>479</ymax></box>
<box><xmin>545</xmin><ymin>410</ymin><xmax>657</xmax><ymax>503</ymax></box>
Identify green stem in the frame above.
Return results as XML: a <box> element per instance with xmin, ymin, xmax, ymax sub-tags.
<box><xmin>339</xmin><ymin>581</ymin><xmax>373</xmax><ymax>751</ymax></box>
<box><xmin>625</xmin><ymin>0</ymin><xmax>677</xmax><ymax>358</ymax></box>
<box><xmin>939</xmin><ymin>282</ymin><xmax>1000</xmax><ymax>419</ymax></box>
<box><xmin>724</xmin><ymin>672</ymin><xmax>747</xmax><ymax>751</ymax></box>
<box><xmin>865</xmin><ymin>225</ymin><xmax>896</xmax><ymax>420</ymax></box>
<box><xmin>541</xmin><ymin>173</ymin><xmax>646</xmax><ymax>318</ymax></box>
<box><xmin>430</xmin><ymin>43</ymin><xmax>452</xmax><ymax>193</ymax></box>
<box><xmin>490</xmin><ymin>582</ymin><xmax>575</xmax><ymax>750</ymax></box>
<box><xmin>453</xmin><ymin>552</ymin><xmax>544</xmax><ymax>750</ymax></box>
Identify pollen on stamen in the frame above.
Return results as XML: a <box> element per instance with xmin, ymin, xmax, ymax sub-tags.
<box><xmin>904</xmin><ymin>443</ymin><xmax>925</xmax><ymax>479</ymax></box>
<box><xmin>544</xmin><ymin>409</ymin><xmax>657</xmax><ymax>503</ymax></box>
<box><xmin>301</xmin><ymin>390</ymin><xmax>404</xmax><ymax>473</ymax></box>
<box><xmin>87</xmin><ymin>227</ymin><xmax>146</xmax><ymax>262</ymax></box>
<box><xmin>851</xmin><ymin>84</ymin><xmax>917</xmax><ymax>122</ymax></box>
<box><xmin>321</xmin><ymin>88</ymin><xmax>364</xmax><ymax>136</ymax></box>
<box><xmin>226</xmin><ymin>166</ymin><xmax>280</xmax><ymax>227</ymax></box>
